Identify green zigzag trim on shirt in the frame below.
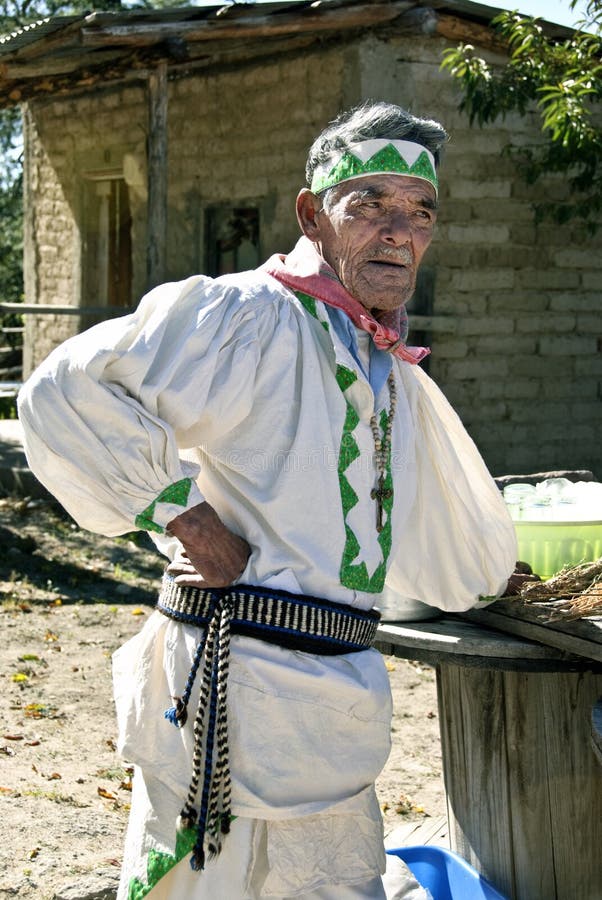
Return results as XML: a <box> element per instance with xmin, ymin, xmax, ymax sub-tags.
<box><xmin>134</xmin><ymin>477</ymin><xmax>193</xmax><ymax>534</ymax></box>
<box><xmin>337</xmin><ymin>378</ymin><xmax>393</xmax><ymax>593</ymax></box>
<box><xmin>127</xmin><ymin>827</ymin><xmax>197</xmax><ymax>899</ymax></box>
<box><xmin>294</xmin><ymin>291</ymin><xmax>394</xmax><ymax>593</ymax></box>
<box><xmin>294</xmin><ymin>291</ymin><xmax>330</xmax><ymax>332</ymax></box>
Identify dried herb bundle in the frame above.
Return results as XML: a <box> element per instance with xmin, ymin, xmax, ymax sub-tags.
<box><xmin>521</xmin><ymin>557</ymin><xmax>602</xmax><ymax>620</ymax></box>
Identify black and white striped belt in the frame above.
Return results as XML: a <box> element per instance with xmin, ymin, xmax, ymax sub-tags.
<box><xmin>157</xmin><ymin>574</ymin><xmax>380</xmax><ymax>655</ymax></box>
<box><xmin>157</xmin><ymin>575</ymin><xmax>380</xmax><ymax>873</ymax></box>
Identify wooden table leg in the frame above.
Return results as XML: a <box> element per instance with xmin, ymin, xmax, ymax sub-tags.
<box><xmin>437</xmin><ymin>664</ymin><xmax>602</xmax><ymax>900</ymax></box>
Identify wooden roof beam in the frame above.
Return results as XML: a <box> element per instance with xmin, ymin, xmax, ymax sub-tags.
<box><xmin>80</xmin><ymin>1</ymin><xmax>416</xmax><ymax>47</ymax></box>
<box><xmin>0</xmin><ymin>31</ymin><xmax>330</xmax><ymax>106</ymax></box>
<box><xmin>0</xmin><ymin>50</ymin><xmax>125</xmax><ymax>79</ymax></box>
<box><xmin>146</xmin><ymin>60</ymin><xmax>168</xmax><ymax>290</ymax></box>
<box><xmin>435</xmin><ymin>11</ymin><xmax>508</xmax><ymax>52</ymax></box>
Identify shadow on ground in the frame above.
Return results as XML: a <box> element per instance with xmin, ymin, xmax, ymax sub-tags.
<box><xmin>0</xmin><ymin>499</ymin><xmax>164</xmax><ymax>607</ymax></box>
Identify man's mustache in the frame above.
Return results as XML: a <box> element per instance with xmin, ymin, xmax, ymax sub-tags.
<box><xmin>368</xmin><ymin>246</ymin><xmax>414</xmax><ymax>266</ymax></box>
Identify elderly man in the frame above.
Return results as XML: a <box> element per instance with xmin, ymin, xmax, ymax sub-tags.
<box><xmin>18</xmin><ymin>102</ymin><xmax>516</xmax><ymax>899</ymax></box>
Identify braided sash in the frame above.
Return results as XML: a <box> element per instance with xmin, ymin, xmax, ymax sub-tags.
<box><xmin>157</xmin><ymin>575</ymin><xmax>380</xmax><ymax>871</ymax></box>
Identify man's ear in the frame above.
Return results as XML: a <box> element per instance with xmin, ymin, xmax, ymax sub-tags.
<box><xmin>296</xmin><ymin>189</ymin><xmax>323</xmax><ymax>240</ymax></box>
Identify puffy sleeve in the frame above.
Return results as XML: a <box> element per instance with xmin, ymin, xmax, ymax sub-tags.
<box><xmin>18</xmin><ymin>275</ymin><xmax>263</xmax><ymax>536</ymax></box>
<box><xmin>386</xmin><ymin>364</ymin><xmax>517</xmax><ymax>612</ymax></box>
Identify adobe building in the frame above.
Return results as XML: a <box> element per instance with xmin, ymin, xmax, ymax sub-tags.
<box><xmin>0</xmin><ymin>0</ymin><xmax>600</xmax><ymax>476</ymax></box>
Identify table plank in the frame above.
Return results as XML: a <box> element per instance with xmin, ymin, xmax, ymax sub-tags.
<box><xmin>463</xmin><ymin>599</ymin><xmax>602</xmax><ymax>664</ymax></box>
<box><xmin>592</xmin><ymin>697</ymin><xmax>602</xmax><ymax>766</ymax></box>
<box><xmin>437</xmin><ymin>666</ymin><xmax>516</xmax><ymax>897</ymax></box>
<box><xmin>502</xmin><ymin>670</ymin><xmax>556</xmax><ymax>900</ymax></box>
<box><xmin>542</xmin><ymin>674</ymin><xmax>602</xmax><ymax>899</ymax></box>
<box><xmin>375</xmin><ymin>616</ymin><xmax>589</xmax><ymax>672</ymax></box>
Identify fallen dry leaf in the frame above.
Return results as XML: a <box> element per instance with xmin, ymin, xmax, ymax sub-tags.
<box><xmin>23</xmin><ymin>703</ymin><xmax>61</xmax><ymax>719</ymax></box>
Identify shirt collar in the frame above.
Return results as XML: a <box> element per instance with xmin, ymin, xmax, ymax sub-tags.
<box><xmin>325</xmin><ymin>305</ymin><xmax>392</xmax><ymax>398</ymax></box>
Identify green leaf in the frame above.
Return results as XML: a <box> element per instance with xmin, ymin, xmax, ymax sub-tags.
<box><xmin>440</xmin><ymin>3</ymin><xmax>602</xmax><ymax>230</ymax></box>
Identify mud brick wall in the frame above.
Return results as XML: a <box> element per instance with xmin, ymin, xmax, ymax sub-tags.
<box><xmin>21</xmin><ymin>33</ymin><xmax>602</xmax><ymax>477</ymax></box>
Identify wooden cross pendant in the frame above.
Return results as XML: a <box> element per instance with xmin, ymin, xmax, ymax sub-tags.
<box><xmin>371</xmin><ymin>474</ymin><xmax>393</xmax><ymax>533</ymax></box>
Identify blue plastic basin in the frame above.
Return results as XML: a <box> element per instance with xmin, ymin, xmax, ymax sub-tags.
<box><xmin>387</xmin><ymin>846</ymin><xmax>508</xmax><ymax>900</ymax></box>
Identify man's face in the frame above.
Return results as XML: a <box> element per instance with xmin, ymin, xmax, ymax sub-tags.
<box><xmin>310</xmin><ymin>174</ymin><xmax>437</xmax><ymax>313</ymax></box>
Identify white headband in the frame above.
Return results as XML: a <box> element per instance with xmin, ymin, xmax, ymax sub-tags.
<box><xmin>310</xmin><ymin>139</ymin><xmax>438</xmax><ymax>196</ymax></box>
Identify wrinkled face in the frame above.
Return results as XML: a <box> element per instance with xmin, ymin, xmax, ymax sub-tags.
<box><xmin>307</xmin><ymin>174</ymin><xmax>437</xmax><ymax>313</ymax></box>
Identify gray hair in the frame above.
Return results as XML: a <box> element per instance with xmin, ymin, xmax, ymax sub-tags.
<box><xmin>305</xmin><ymin>101</ymin><xmax>448</xmax><ymax>189</ymax></box>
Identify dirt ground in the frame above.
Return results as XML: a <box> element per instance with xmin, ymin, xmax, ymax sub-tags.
<box><xmin>0</xmin><ymin>496</ymin><xmax>445</xmax><ymax>900</ymax></box>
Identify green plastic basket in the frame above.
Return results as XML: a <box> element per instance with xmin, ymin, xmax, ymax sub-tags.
<box><xmin>514</xmin><ymin>520</ymin><xmax>602</xmax><ymax>579</ymax></box>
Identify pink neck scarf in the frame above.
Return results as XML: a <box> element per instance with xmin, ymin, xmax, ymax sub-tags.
<box><xmin>261</xmin><ymin>237</ymin><xmax>429</xmax><ymax>365</ymax></box>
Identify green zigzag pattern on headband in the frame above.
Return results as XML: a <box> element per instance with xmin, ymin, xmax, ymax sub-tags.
<box><xmin>311</xmin><ymin>143</ymin><xmax>438</xmax><ymax>194</ymax></box>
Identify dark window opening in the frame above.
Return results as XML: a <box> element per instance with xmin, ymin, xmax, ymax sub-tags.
<box><xmin>205</xmin><ymin>206</ymin><xmax>260</xmax><ymax>277</ymax></box>
<box><xmin>82</xmin><ymin>175</ymin><xmax>132</xmax><ymax>310</ymax></box>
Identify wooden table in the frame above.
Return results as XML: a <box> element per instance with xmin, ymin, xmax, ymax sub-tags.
<box><xmin>375</xmin><ymin>613</ymin><xmax>602</xmax><ymax>900</ymax></box>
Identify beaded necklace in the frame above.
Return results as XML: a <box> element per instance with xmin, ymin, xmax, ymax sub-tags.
<box><xmin>369</xmin><ymin>371</ymin><xmax>397</xmax><ymax>532</ymax></box>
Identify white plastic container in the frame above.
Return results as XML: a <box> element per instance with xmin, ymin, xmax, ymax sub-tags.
<box><xmin>377</xmin><ymin>585</ymin><xmax>441</xmax><ymax>622</ymax></box>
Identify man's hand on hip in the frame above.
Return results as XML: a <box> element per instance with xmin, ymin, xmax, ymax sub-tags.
<box><xmin>165</xmin><ymin>502</ymin><xmax>251</xmax><ymax>588</ymax></box>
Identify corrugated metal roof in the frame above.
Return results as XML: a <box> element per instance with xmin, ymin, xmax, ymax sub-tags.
<box><xmin>0</xmin><ymin>15</ymin><xmax>84</xmax><ymax>50</ymax></box>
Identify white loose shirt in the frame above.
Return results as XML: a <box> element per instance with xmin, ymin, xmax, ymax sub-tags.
<box><xmin>18</xmin><ymin>269</ymin><xmax>517</xmax><ymax>895</ymax></box>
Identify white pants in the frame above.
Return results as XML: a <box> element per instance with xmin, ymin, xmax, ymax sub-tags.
<box><xmin>147</xmin><ymin>817</ymin><xmax>428</xmax><ymax>900</ymax></box>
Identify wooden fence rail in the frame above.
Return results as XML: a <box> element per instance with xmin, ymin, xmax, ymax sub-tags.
<box><xmin>0</xmin><ymin>303</ymin><xmax>137</xmax><ymax>316</ymax></box>
<box><xmin>0</xmin><ymin>302</ymin><xmax>460</xmax><ymax>399</ymax></box>
<box><xmin>1</xmin><ymin>304</ymin><xmax>138</xmax><ymax>397</ymax></box>
<box><xmin>0</xmin><ymin>303</ymin><xmax>460</xmax><ymax>332</ymax></box>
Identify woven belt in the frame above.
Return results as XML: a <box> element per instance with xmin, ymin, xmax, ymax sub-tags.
<box><xmin>158</xmin><ymin>575</ymin><xmax>380</xmax><ymax>654</ymax></box>
<box><xmin>157</xmin><ymin>575</ymin><xmax>380</xmax><ymax>871</ymax></box>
